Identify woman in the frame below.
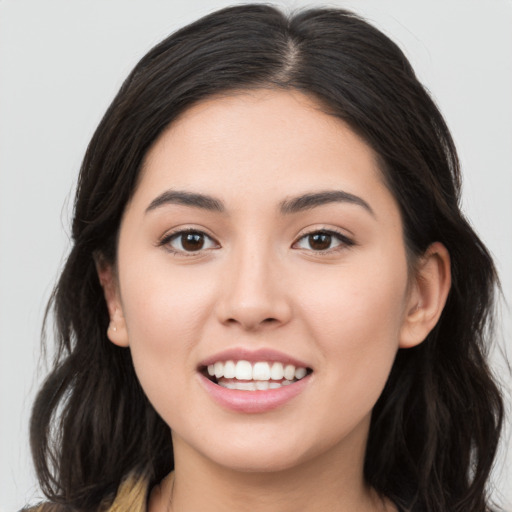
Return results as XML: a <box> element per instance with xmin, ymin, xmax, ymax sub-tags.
<box><xmin>25</xmin><ymin>4</ymin><xmax>504</xmax><ymax>511</ymax></box>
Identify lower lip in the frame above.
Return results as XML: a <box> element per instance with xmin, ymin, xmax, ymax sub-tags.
<box><xmin>198</xmin><ymin>373</ymin><xmax>311</xmax><ymax>414</ymax></box>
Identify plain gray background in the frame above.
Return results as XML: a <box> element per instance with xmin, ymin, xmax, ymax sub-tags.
<box><xmin>1</xmin><ymin>0</ymin><xmax>511</xmax><ymax>510</ymax></box>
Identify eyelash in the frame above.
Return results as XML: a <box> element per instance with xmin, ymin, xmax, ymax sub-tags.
<box><xmin>293</xmin><ymin>229</ymin><xmax>355</xmax><ymax>253</ymax></box>
<box><xmin>158</xmin><ymin>228</ymin><xmax>355</xmax><ymax>256</ymax></box>
<box><xmin>158</xmin><ymin>228</ymin><xmax>219</xmax><ymax>256</ymax></box>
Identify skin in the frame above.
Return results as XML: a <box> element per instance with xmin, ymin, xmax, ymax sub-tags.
<box><xmin>98</xmin><ymin>89</ymin><xmax>451</xmax><ymax>511</ymax></box>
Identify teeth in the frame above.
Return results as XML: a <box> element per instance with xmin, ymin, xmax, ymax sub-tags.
<box><xmin>219</xmin><ymin>379</ymin><xmax>293</xmax><ymax>391</ymax></box>
<box><xmin>295</xmin><ymin>367</ymin><xmax>307</xmax><ymax>379</ymax></box>
<box><xmin>270</xmin><ymin>362</ymin><xmax>284</xmax><ymax>380</ymax></box>
<box><xmin>252</xmin><ymin>362</ymin><xmax>271</xmax><ymax>380</ymax></box>
<box><xmin>236</xmin><ymin>381</ymin><xmax>258</xmax><ymax>391</ymax></box>
<box><xmin>284</xmin><ymin>364</ymin><xmax>295</xmax><ymax>381</ymax></box>
<box><xmin>235</xmin><ymin>360</ymin><xmax>253</xmax><ymax>380</ymax></box>
<box><xmin>223</xmin><ymin>360</ymin><xmax>236</xmax><ymax>379</ymax></box>
<box><xmin>214</xmin><ymin>361</ymin><xmax>224</xmax><ymax>379</ymax></box>
<box><xmin>205</xmin><ymin>359</ymin><xmax>309</xmax><ymax>387</ymax></box>
<box><xmin>255</xmin><ymin>380</ymin><xmax>269</xmax><ymax>390</ymax></box>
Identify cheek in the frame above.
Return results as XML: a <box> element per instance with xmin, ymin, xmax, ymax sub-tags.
<box><xmin>299</xmin><ymin>259</ymin><xmax>407</xmax><ymax>340</ymax></box>
<box><xmin>121</xmin><ymin>255</ymin><xmax>216</xmax><ymax>340</ymax></box>
<box><xmin>117</xmin><ymin>260</ymin><xmax>217</xmax><ymax>401</ymax></box>
<box><xmin>294</xmin><ymin>254</ymin><xmax>409</xmax><ymax>400</ymax></box>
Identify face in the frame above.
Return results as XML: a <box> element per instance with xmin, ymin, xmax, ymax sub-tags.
<box><xmin>103</xmin><ymin>89</ymin><xmax>438</xmax><ymax>475</ymax></box>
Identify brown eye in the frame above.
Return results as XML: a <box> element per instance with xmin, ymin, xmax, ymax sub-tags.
<box><xmin>164</xmin><ymin>230</ymin><xmax>218</xmax><ymax>254</ymax></box>
<box><xmin>308</xmin><ymin>233</ymin><xmax>332</xmax><ymax>251</ymax></box>
<box><xmin>181</xmin><ymin>232</ymin><xmax>205</xmax><ymax>251</ymax></box>
<box><xmin>293</xmin><ymin>230</ymin><xmax>353</xmax><ymax>252</ymax></box>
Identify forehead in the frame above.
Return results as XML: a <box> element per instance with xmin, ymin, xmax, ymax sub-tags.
<box><xmin>133</xmin><ymin>89</ymin><xmax>393</xmax><ymax>215</ymax></box>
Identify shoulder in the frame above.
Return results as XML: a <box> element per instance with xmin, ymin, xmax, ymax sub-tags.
<box><xmin>20</xmin><ymin>472</ymin><xmax>150</xmax><ymax>512</ymax></box>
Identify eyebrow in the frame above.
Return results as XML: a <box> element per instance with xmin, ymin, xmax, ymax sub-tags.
<box><xmin>145</xmin><ymin>188</ymin><xmax>374</xmax><ymax>217</ymax></box>
<box><xmin>280</xmin><ymin>190</ymin><xmax>375</xmax><ymax>217</ymax></box>
<box><xmin>145</xmin><ymin>190</ymin><xmax>225</xmax><ymax>213</ymax></box>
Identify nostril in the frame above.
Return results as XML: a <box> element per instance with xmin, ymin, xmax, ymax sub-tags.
<box><xmin>224</xmin><ymin>317</ymin><xmax>279</xmax><ymax>328</ymax></box>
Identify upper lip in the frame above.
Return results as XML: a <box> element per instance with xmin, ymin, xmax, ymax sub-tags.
<box><xmin>199</xmin><ymin>348</ymin><xmax>311</xmax><ymax>370</ymax></box>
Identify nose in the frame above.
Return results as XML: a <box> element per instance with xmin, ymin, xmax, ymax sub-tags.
<box><xmin>215</xmin><ymin>243</ymin><xmax>292</xmax><ymax>331</ymax></box>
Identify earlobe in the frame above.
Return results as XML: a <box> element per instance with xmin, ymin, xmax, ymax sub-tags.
<box><xmin>399</xmin><ymin>242</ymin><xmax>451</xmax><ymax>349</ymax></box>
<box><xmin>95</xmin><ymin>256</ymin><xmax>130</xmax><ymax>347</ymax></box>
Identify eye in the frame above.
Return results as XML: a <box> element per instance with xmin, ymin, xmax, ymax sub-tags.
<box><xmin>161</xmin><ymin>229</ymin><xmax>219</xmax><ymax>254</ymax></box>
<box><xmin>293</xmin><ymin>230</ymin><xmax>353</xmax><ymax>252</ymax></box>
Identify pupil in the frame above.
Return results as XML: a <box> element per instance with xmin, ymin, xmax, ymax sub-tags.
<box><xmin>182</xmin><ymin>233</ymin><xmax>204</xmax><ymax>251</ymax></box>
<box><xmin>309</xmin><ymin>233</ymin><xmax>331</xmax><ymax>250</ymax></box>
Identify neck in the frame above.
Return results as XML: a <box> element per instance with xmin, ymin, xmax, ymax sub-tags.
<box><xmin>149</xmin><ymin>420</ymin><xmax>393</xmax><ymax>512</ymax></box>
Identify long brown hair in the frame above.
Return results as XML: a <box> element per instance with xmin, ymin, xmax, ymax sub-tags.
<box><xmin>30</xmin><ymin>5</ymin><xmax>503</xmax><ymax>511</ymax></box>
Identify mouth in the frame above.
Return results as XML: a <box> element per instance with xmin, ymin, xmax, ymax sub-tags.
<box><xmin>200</xmin><ymin>360</ymin><xmax>313</xmax><ymax>391</ymax></box>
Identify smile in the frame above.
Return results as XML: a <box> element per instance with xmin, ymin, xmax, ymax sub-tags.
<box><xmin>198</xmin><ymin>349</ymin><xmax>313</xmax><ymax>413</ymax></box>
<box><xmin>206</xmin><ymin>360</ymin><xmax>310</xmax><ymax>391</ymax></box>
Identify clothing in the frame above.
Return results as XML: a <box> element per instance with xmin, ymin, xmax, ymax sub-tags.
<box><xmin>102</xmin><ymin>473</ymin><xmax>148</xmax><ymax>511</ymax></box>
<box><xmin>24</xmin><ymin>474</ymin><xmax>406</xmax><ymax>511</ymax></box>
<box><xmin>21</xmin><ymin>473</ymin><xmax>148</xmax><ymax>512</ymax></box>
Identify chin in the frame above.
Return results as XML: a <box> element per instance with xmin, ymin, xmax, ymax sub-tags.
<box><xmin>211</xmin><ymin>446</ymin><xmax>310</xmax><ymax>474</ymax></box>
<box><xmin>172</xmin><ymin>424</ymin><xmax>312</xmax><ymax>474</ymax></box>
<box><xmin>184</xmin><ymin>421</ymin><xmax>357</xmax><ymax>476</ymax></box>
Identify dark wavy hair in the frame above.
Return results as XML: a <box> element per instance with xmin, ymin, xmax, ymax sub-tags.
<box><xmin>29</xmin><ymin>5</ymin><xmax>504</xmax><ymax>512</ymax></box>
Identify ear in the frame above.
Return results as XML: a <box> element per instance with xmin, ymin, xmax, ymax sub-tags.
<box><xmin>399</xmin><ymin>242</ymin><xmax>451</xmax><ymax>349</ymax></box>
<box><xmin>95</xmin><ymin>256</ymin><xmax>130</xmax><ymax>347</ymax></box>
